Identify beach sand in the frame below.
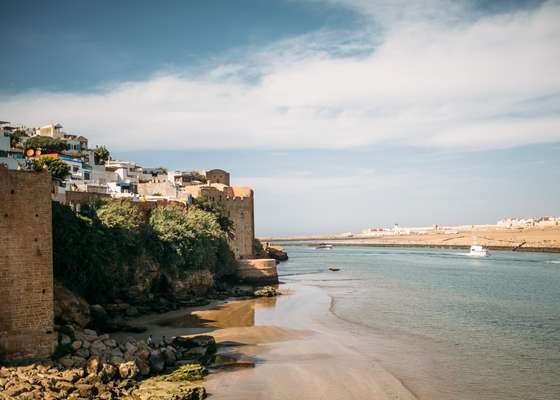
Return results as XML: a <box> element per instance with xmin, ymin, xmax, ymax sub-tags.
<box><xmin>115</xmin><ymin>285</ymin><xmax>419</xmax><ymax>400</ymax></box>
<box><xmin>265</xmin><ymin>226</ymin><xmax>560</xmax><ymax>251</ymax></box>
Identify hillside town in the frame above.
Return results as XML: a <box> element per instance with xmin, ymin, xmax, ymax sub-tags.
<box><xmin>0</xmin><ymin>120</ymin><xmax>262</xmax><ymax>260</ymax></box>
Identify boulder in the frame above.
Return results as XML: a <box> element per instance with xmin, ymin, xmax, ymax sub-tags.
<box><xmin>86</xmin><ymin>356</ymin><xmax>101</xmax><ymax>375</ymax></box>
<box><xmin>98</xmin><ymin>363</ymin><xmax>116</xmax><ymax>383</ymax></box>
<box><xmin>75</xmin><ymin>383</ymin><xmax>96</xmax><ymax>397</ymax></box>
<box><xmin>70</xmin><ymin>340</ymin><xmax>82</xmax><ymax>351</ymax></box>
<box><xmin>162</xmin><ymin>346</ymin><xmax>176</xmax><ymax>366</ymax></box>
<box><xmin>54</xmin><ymin>282</ymin><xmax>91</xmax><ymax>328</ymax></box>
<box><xmin>148</xmin><ymin>350</ymin><xmax>165</xmax><ymax>373</ymax></box>
<box><xmin>172</xmin><ymin>335</ymin><xmax>215</xmax><ymax>350</ymax></box>
<box><xmin>135</xmin><ymin>359</ymin><xmax>150</xmax><ymax>376</ymax></box>
<box><xmin>90</xmin><ymin>304</ymin><xmax>109</xmax><ymax>326</ymax></box>
<box><xmin>75</xmin><ymin>348</ymin><xmax>90</xmax><ymax>359</ymax></box>
<box><xmin>89</xmin><ymin>340</ymin><xmax>108</xmax><ymax>356</ymax></box>
<box><xmin>59</xmin><ymin>334</ymin><xmax>71</xmax><ymax>346</ymax></box>
<box><xmin>118</xmin><ymin>361</ymin><xmax>139</xmax><ymax>379</ymax></box>
<box><xmin>58</xmin><ymin>356</ymin><xmax>74</xmax><ymax>369</ymax></box>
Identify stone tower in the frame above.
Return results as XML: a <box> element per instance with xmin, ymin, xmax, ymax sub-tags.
<box><xmin>0</xmin><ymin>166</ymin><xmax>57</xmax><ymax>362</ymax></box>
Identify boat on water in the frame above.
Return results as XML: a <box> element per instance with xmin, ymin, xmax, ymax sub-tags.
<box><xmin>315</xmin><ymin>243</ymin><xmax>334</xmax><ymax>249</ymax></box>
<box><xmin>328</xmin><ymin>267</ymin><xmax>340</xmax><ymax>272</ymax></box>
<box><xmin>468</xmin><ymin>244</ymin><xmax>488</xmax><ymax>257</ymax></box>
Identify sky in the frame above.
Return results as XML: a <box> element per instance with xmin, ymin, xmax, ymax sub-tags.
<box><xmin>1</xmin><ymin>0</ymin><xmax>559</xmax><ymax>236</ymax></box>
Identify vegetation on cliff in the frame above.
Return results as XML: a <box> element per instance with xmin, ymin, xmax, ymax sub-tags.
<box><xmin>52</xmin><ymin>199</ymin><xmax>236</xmax><ymax>304</ymax></box>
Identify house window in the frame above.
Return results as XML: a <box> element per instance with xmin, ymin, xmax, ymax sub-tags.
<box><xmin>73</xmin><ymin>166</ymin><xmax>79</xmax><ymax>173</ymax></box>
<box><xmin>84</xmin><ymin>172</ymin><xmax>90</xmax><ymax>180</ymax></box>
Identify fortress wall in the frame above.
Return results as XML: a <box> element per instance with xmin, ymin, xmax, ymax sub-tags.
<box><xmin>0</xmin><ymin>167</ymin><xmax>57</xmax><ymax>362</ymax></box>
<box><xmin>237</xmin><ymin>259</ymin><xmax>278</xmax><ymax>284</ymax></box>
<box><xmin>223</xmin><ymin>195</ymin><xmax>255</xmax><ymax>259</ymax></box>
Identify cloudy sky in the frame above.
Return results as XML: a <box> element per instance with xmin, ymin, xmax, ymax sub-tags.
<box><xmin>1</xmin><ymin>0</ymin><xmax>559</xmax><ymax>235</ymax></box>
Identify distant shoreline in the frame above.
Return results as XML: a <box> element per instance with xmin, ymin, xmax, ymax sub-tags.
<box><xmin>260</xmin><ymin>226</ymin><xmax>560</xmax><ymax>253</ymax></box>
<box><xmin>267</xmin><ymin>241</ymin><xmax>560</xmax><ymax>253</ymax></box>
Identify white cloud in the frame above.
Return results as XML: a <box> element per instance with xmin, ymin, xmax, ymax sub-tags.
<box><xmin>1</xmin><ymin>1</ymin><xmax>559</xmax><ymax>152</ymax></box>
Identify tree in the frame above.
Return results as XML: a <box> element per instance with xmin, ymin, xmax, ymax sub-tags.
<box><xmin>191</xmin><ymin>172</ymin><xmax>207</xmax><ymax>183</ymax></box>
<box><xmin>94</xmin><ymin>145</ymin><xmax>110</xmax><ymax>165</ymax></box>
<box><xmin>9</xmin><ymin>129</ymin><xmax>28</xmax><ymax>148</ymax></box>
<box><xmin>33</xmin><ymin>156</ymin><xmax>70</xmax><ymax>181</ymax></box>
<box><xmin>25</xmin><ymin>136</ymin><xmax>67</xmax><ymax>153</ymax></box>
<box><xmin>96</xmin><ymin>198</ymin><xmax>145</xmax><ymax>231</ymax></box>
<box><xmin>192</xmin><ymin>197</ymin><xmax>235</xmax><ymax>239</ymax></box>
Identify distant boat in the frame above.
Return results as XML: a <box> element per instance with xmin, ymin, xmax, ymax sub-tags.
<box><xmin>328</xmin><ymin>267</ymin><xmax>340</xmax><ymax>271</ymax></box>
<box><xmin>316</xmin><ymin>243</ymin><xmax>333</xmax><ymax>249</ymax></box>
<box><xmin>468</xmin><ymin>244</ymin><xmax>488</xmax><ymax>257</ymax></box>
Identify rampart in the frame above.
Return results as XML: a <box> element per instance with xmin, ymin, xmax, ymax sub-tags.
<box><xmin>0</xmin><ymin>166</ymin><xmax>57</xmax><ymax>362</ymax></box>
<box><xmin>236</xmin><ymin>259</ymin><xmax>279</xmax><ymax>284</ymax></box>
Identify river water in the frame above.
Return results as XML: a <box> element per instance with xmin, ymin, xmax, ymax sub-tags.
<box><xmin>276</xmin><ymin>245</ymin><xmax>560</xmax><ymax>400</ymax></box>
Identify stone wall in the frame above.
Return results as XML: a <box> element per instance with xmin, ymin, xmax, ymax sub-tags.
<box><xmin>224</xmin><ymin>195</ymin><xmax>255</xmax><ymax>259</ymax></box>
<box><xmin>236</xmin><ymin>259</ymin><xmax>278</xmax><ymax>284</ymax></box>
<box><xmin>0</xmin><ymin>166</ymin><xmax>57</xmax><ymax>362</ymax></box>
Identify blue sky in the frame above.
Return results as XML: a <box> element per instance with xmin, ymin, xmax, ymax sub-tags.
<box><xmin>1</xmin><ymin>0</ymin><xmax>559</xmax><ymax>235</ymax></box>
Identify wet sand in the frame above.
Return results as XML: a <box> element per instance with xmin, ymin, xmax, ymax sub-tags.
<box><xmin>116</xmin><ymin>285</ymin><xmax>419</xmax><ymax>400</ymax></box>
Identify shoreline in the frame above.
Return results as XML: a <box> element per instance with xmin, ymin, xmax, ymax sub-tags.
<box><xmin>271</xmin><ymin>241</ymin><xmax>560</xmax><ymax>253</ymax></box>
<box><xmin>261</xmin><ymin>226</ymin><xmax>560</xmax><ymax>254</ymax></box>
<box><xmin>119</xmin><ymin>282</ymin><xmax>420</xmax><ymax>400</ymax></box>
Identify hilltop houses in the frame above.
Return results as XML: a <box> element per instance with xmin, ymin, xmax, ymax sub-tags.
<box><xmin>1</xmin><ymin>120</ymin><xmax>257</xmax><ymax>259</ymax></box>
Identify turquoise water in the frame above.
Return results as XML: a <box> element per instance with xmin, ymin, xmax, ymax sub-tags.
<box><xmin>276</xmin><ymin>245</ymin><xmax>560</xmax><ymax>400</ymax></box>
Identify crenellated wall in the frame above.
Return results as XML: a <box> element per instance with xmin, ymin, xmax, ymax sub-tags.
<box><xmin>0</xmin><ymin>166</ymin><xmax>57</xmax><ymax>362</ymax></box>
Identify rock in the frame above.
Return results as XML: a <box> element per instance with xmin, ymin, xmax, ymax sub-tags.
<box><xmin>75</xmin><ymin>383</ymin><xmax>96</xmax><ymax>397</ymax></box>
<box><xmin>103</xmin><ymin>339</ymin><xmax>117</xmax><ymax>348</ymax></box>
<box><xmin>71</xmin><ymin>355</ymin><xmax>87</xmax><ymax>369</ymax></box>
<box><xmin>135</xmin><ymin>346</ymin><xmax>151</xmax><ymax>361</ymax></box>
<box><xmin>164</xmin><ymin>363</ymin><xmax>207</xmax><ymax>382</ymax></box>
<box><xmin>110</xmin><ymin>355</ymin><xmax>125</xmax><ymax>365</ymax></box>
<box><xmin>172</xmin><ymin>335</ymin><xmax>216</xmax><ymax>350</ymax></box>
<box><xmin>110</xmin><ymin>348</ymin><xmax>124</xmax><ymax>358</ymax></box>
<box><xmin>267</xmin><ymin>245</ymin><xmax>289</xmax><ymax>262</ymax></box>
<box><xmin>148</xmin><ymin>350</ymin><xmax>165</xmax><ymax>373</ymax></box>
<box><xmin>162</xmin><ymin>346</ymin><xmax>176</xmax><ymax>366</ymax></box>
<box><xmin>60</xmin><ymin>334</ymin><xmax>72</xmax><ymax>346</ymax></box>
<box><xmin>89</xmin><ymin>340</ymin><xmax>107</xmax><ymax>356</ymax></box>
<box><xmin>86</xmin><ymin>356</ymin><xmax>101</xmax><ymax>375</ymax></box>
<box><xmin>55</xmin><ymin>380</ymin><xmax>75</xmax><ymax>393</ymax></box>
<box><xmin>3</xmin><ymin>384</ymin><xmax>31</xmax><ymax>397</ymax></box>
<box><xmin>58</xmin><ymin>356</ymin><xmax>74</xmax><ymax>369</ymax></box>
<box><xmin>125</xmin><ymin>341</ymin><xmax>137</xmax><ymax>354</ymax></box>
<box><xmin>70</xmin><ymin>340</ymin><xmax>82</xmax><ymax>351</ymax></box>
<box><xmin>54</xmin><ymin>282</ymin><xmax>92</xmax><ymax>328</ymax></box>
<box><xmin>135</xmin><ymin>359</ymin><xmax>150</xmax><ymax>376</ymax></box>
<box><xmin>75</xmin><ymin>347</ymin><xmax>90</xmax><ymax>358</ymax></box>
<box><xmin>61</xmin><ymin>369</ymin><xmax>83</xmax><ymax>383</ymax></box>
<box><xmin>98</xmin><ymin>363</ymin><xmax>117</xmax><ymax>383</ymax></box>
<box><xmin>254</xmin><ymin>286</ymin><xmax>281</xmax><ymax>297</ymax></box>
<box><xmin>124</xmin><ymin>350</ymin><xmax>136</xmax><ymax>362</ymax></box>
<box><xmin>90</xmin><ymin>304</ymin><xmax>109</xmax><ymax>326</ymax></box>
<box><xmin>184</xmin><ymin>346</ymin><xmax>208</xmax><ymax>358</ymax></box>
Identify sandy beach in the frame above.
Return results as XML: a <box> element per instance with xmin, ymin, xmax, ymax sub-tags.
<box><xmin>114</xmin><ymin>284</ymin><xmax>419</xmax><ymax>400</ymax></box>
<box><xmin>264</xmin><ymin>226</ymin><xmax>560</xmax><ymax>252</ymax></box>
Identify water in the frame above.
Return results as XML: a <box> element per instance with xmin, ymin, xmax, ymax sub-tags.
<box><xmin>276</xmin><ymin>245</ymin><xmax>560</xmax><ymax>400</ymax></box>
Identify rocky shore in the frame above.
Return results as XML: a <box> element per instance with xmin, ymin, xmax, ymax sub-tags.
<box><xmin>1</xmin><ymin>285</ymin><xmax>282</xmax><ymax>400</ymax></box>
<box><xmin>0</xmin><ymin>326</ymin><xmax>214</xmax><ymax>400</ymax></box>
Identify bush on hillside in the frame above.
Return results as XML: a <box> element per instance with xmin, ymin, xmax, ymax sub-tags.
<box><xmin>52</xmin><ymin>199</ymin><xmax>237</xmax><ymax>304</ymax></box>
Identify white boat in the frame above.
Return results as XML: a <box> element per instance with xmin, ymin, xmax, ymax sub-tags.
<box><xmin>315</xmin><ymin>243</ymin><xmax>333</xmax><ymax>249</ymax></box>
<box><xmin>468</xmin><ymin>244</ymin><xmax>488</xmax><ymax>257</ymax></box>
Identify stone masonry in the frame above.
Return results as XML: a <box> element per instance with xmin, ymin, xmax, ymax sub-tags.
<box><xmin>0</xmin><ymin>166</ymin><xmax>57</xmax><ymax>362</ymax></box>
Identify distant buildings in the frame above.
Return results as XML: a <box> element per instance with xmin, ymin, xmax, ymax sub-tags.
<box><xmin>2</xmin><ymin>119</ymin><xmax>256</xmax><ymax>259</ymax></box>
